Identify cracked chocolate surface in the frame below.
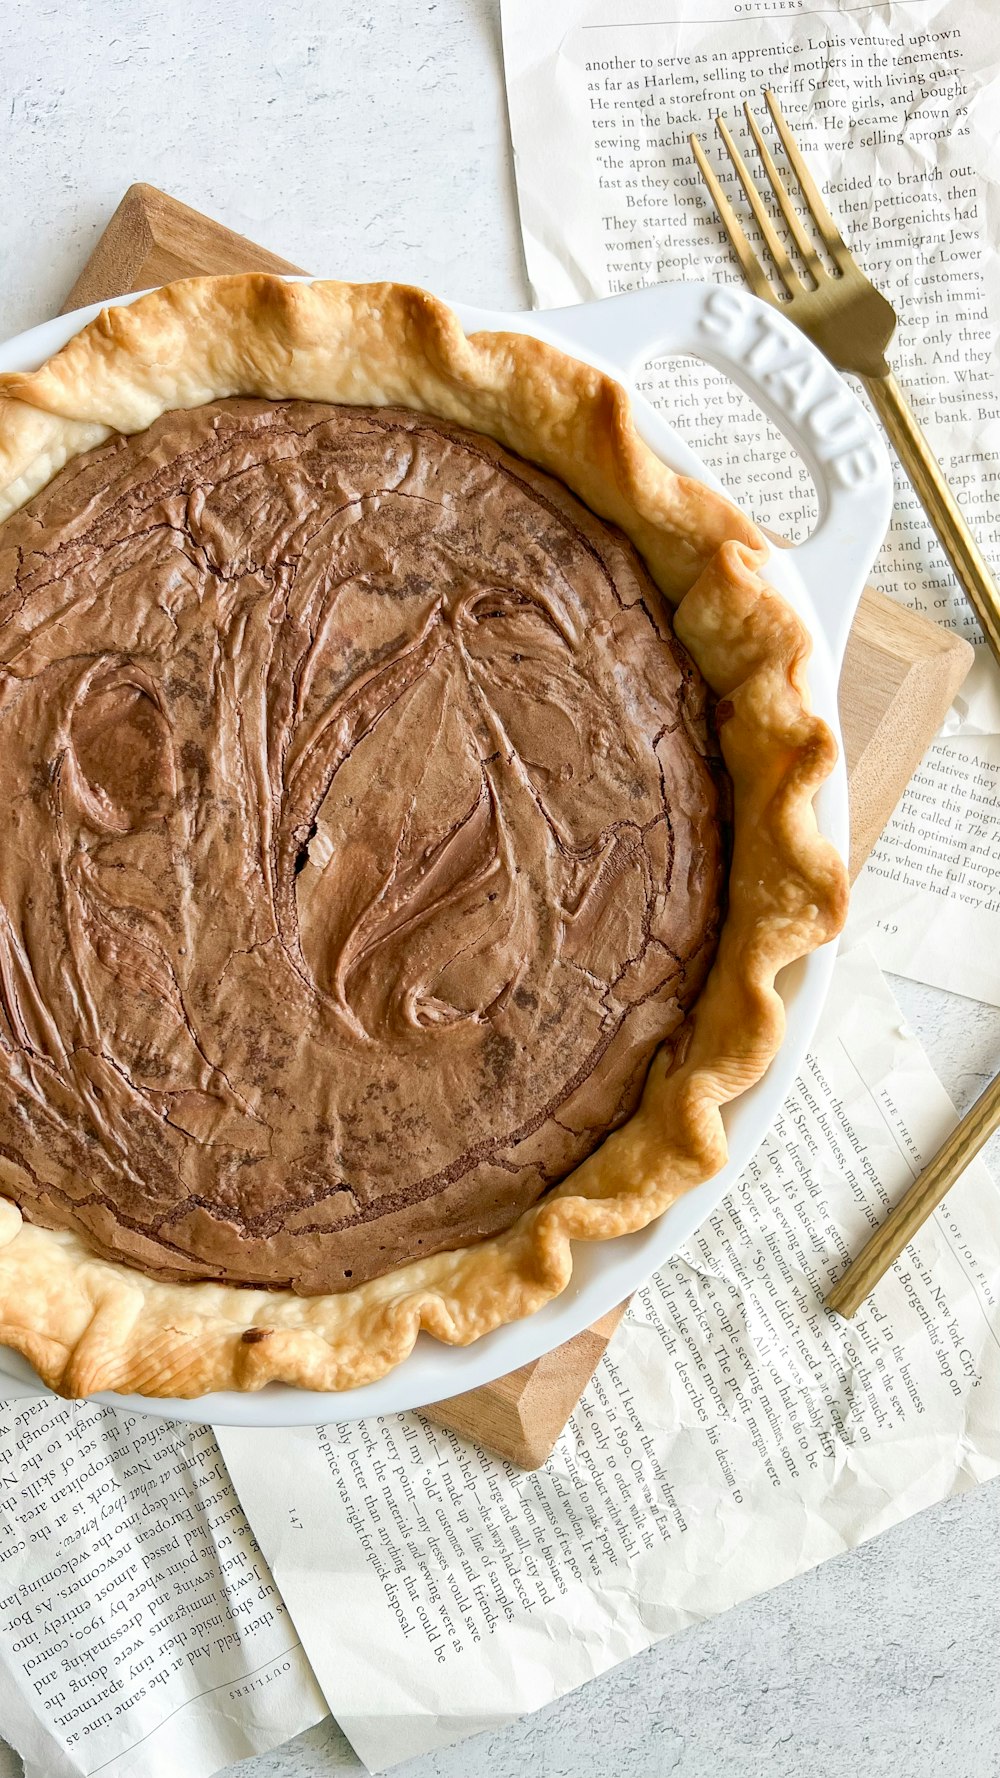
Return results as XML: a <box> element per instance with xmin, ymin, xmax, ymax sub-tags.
<box><xmin>0</xmin><ymin>398</ymin><xmax>726</xmax><ymax>1294</ymax></box>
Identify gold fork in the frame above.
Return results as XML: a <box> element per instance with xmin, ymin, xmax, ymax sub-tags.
<box><xmin>691</xmin><ymin>90</ymin><xmax>1000</xmax><ymax>668</ymax></box>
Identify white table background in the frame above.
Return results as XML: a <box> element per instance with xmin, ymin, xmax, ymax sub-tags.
<box><xmin>2</xmin><ymin>3</ymin><xmax>999</xmax><ymax>1774</ymax></box>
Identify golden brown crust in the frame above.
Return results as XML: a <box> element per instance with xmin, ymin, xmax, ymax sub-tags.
<box><xmin>0</xmin><ymin>276</ymin><xmax>847</xmax><ymax>1398</ymax></box>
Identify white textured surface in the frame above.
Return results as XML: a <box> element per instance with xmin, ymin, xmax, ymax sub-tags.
<box><xmin>2</xmin><ymin>3</ymin><xmax>999</xmax><ymax>1774</ymax></box>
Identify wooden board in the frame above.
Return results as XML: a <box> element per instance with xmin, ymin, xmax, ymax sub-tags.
<box><xmin>62</xmin><ymin>185</ymin><xmax>304</xmax><ymax>309</ymax></box>
<box><xmin>58</xmin><ymin>183</ymin><xmax>974</xmax><ymax>1469</ymax></box>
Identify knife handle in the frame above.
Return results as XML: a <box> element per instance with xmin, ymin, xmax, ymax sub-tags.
<box><xmin>828</xmin><ymin>1068</ymin><xmax>1000</xmax><ymax>1319</ymax></box>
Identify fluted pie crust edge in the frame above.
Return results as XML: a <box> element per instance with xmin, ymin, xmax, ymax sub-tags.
<box><xmin>0</xmin><ymin>275</ymin><xmax>847</xmax><ymax>1398</ymax></box>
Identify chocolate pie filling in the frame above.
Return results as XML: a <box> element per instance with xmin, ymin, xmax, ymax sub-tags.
<box><xmin>0</xmin><ymin>399</ymin><xmax>726</xmax><ymax>1293</ymax></box>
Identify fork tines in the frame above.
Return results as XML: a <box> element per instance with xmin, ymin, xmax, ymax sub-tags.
<box><xmin>691</xmin><ymin>90</ymin><xmax>849</xmax><ymax>302</ymax></box>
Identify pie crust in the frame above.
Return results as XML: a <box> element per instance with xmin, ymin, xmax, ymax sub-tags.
<box><xmin>0</xmin><ymin>276</ymin><xmax>847</xmax><ymax>1397</ymax></box>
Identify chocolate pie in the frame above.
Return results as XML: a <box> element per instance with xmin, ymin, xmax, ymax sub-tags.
<box><xmin>0</xmin><ymin>278</ymin><xmax>846</xmax><ymax>1396</ymax></box>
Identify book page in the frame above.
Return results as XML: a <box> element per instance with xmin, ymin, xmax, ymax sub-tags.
<box><xmin>0</xmin><ymin>1404</ymin><xmax>326</xmax><ymax>1778</ymax></box>
<box><xmin>218</xmin><ymin>946</ymin><xmax>1000</xmax><ymax>1775</ymax></box>
<box><xmin>848</xmin><ymin>732</ymin><xmax>1000</xmax><ymax>1003</ymax></box>
<box><xmin>500</xmin><ymin>0</ymin><xmax>1000</xmax><ymax>735</ymax></box>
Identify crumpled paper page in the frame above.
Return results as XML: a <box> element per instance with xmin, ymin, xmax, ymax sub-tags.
<box><xmin>217</xmin><ymin>945</ymin><xmax>1000</xmax><ymax>1774</ymax></box>
<box><xmin>500</xmin><ymin>0</ymin><xmax>1000</xmax><ymax>997</ymax></box>
<box><xmin>0</xmin><ymin>1406</ymin><xmax>326</xmax><ymax>1778</ymax></box>
<box><xmin>848</xmin><ymin>730</ymin><xmax>1000</xmax><ymax>1003</ymax></box>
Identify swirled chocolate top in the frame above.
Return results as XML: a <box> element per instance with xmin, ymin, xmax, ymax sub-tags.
<box><xmin>0</xmin><ymin>399</ymin><xmax>726</xmax><ymax>1293</ymax></box>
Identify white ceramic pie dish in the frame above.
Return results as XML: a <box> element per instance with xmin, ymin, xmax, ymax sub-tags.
<box><xmin>0</xmin><ymin>279</ymin><xmax>893</xmax><ymax>1424</ymax></box>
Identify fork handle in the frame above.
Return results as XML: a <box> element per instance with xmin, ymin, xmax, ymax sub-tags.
<box><xmin>863</xmin><ymin>370</ymin><xmax>1000</xmax><ymax>668</ymax></box>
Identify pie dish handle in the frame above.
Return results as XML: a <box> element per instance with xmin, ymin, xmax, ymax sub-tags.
<box><xmin>536</xmin><ymin>281</ymin><xmax>894</xmax><ymax>666</ymax></box>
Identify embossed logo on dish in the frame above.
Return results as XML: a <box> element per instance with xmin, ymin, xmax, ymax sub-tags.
<box><xmin>699</xmin><ymin>286</ymin><xmax>881</xmax><ymax>489</ymax></box>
